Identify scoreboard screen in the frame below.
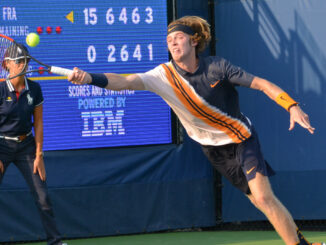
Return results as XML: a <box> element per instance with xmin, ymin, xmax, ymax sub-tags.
<box><xmin>1</xmin><ymin>0</ymin><xmax>171</xmax><ymax>150</ymax></box>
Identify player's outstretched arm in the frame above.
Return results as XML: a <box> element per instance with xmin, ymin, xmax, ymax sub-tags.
<box><xmin>67</xmin><ymin>67</ymin><xmax>145</xmax><ymax>91</ymax></box>
<box><xmin>250</xmin><ymin>76</ymin><xmax>315</xmax><ymax>134</ymax></box>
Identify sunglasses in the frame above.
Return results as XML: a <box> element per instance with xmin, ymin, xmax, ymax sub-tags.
<box><xmin>14</xmin><ymin>59</ymin><xmax>25</xmax><ymax>64</ymax></box>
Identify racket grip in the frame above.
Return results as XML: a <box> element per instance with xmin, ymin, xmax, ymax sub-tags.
<box><xmin>50</xmin><ymin>66</ymin><xmax>73</xmax><ymax>76</ymax></box>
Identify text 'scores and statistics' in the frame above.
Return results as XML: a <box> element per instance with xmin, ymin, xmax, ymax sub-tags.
<box><xmin>1</xmin><ymin>0</ymin><xmax>171</xmax><ymax>151</ymax></box>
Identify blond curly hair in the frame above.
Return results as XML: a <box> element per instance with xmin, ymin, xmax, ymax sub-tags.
<box><xmin>168</xmin><ymin>16</ymin><xmax>211</xmax><ymax>55</ymax></box>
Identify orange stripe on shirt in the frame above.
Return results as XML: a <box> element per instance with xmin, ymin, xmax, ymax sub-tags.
<box><xmin>162</xmin><ymin>63</ymin><xmax>251</xmax><ymax>143</ymax></box>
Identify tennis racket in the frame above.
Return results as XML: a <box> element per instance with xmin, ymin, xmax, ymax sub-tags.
<box><xmin>0</xmin><ymin>34</ymin><xmax>73</xmax><ymax>82</ymax></box>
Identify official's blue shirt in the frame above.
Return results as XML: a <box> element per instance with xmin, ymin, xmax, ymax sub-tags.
<box><xmin>0</xmin><ymin>78</ymin><xmax>44</xmax><ymax>136</ymax></box>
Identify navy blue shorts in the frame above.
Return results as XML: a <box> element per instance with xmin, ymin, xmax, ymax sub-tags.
<box><xmin>202</xmin><ymin>129</ymin><xmax>275</xmax><ymax>194</ymax></box>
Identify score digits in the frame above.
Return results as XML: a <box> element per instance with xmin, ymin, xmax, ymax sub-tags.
<box><xmin>87</xmin><ymin>44</ymin><xmax>153</xmax><ymax>63</ymax></box>
<box><xmin>83</xmin><ymin>6</ymin><xmax>153</xmax><ymax>25</ymax></box>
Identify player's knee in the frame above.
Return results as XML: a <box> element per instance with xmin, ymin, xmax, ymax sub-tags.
<box><xmin>251</xmin><ymin>193</ymin><xmax>275</xmax><ymax>210</ymax></box>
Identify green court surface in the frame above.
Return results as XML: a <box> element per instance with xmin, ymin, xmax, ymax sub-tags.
<box><xmin>17</xmin><ymin>231</ymin><xmax>326</xmax><ymax>245</ymax></box>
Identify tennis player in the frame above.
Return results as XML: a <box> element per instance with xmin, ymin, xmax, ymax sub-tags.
<box><xmin>0</xmin><ymin>44</ymin><xmax>67</xmax><ymax>245</ymax></box>
<box><xmin>67</xmin><ymin>16</ymin><xmax>323</xmax><ymax>245</ymax></box>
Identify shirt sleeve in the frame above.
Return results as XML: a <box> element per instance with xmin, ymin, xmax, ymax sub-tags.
<box><xmin>221</xmin><ymin>58</ymin><xmax>254</xmax><ymax>87</ymax></box>
<box><xmin>137</xmin><ymin>65</ymin><xmax>166</xmax><ymax>94</ymax></box>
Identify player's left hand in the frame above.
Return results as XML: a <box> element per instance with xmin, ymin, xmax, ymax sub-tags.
<box><xmin>289</xmin><ymin>105</ymin><xmax>315</xmax><ymax>134</ymax></box>
<box><xmin>33</xmin><ymin>157</ymin><xmax>46</xmax><ymax>181</ymax></box>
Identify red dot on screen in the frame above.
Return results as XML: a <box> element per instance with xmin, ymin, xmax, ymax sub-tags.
<box><xmin>56</xmin><ymin>26</ymin><xmax>62</xmax><ymax>34</ymax></box>
<box><xmin>38</xmin><ymin>67</ymin><xmax>44</xmax><ymax>74</ymax></box>
<box><xmin>37</xmin><ymin>27</ymin><xmax>43</xmax><ymax>34</ymax></box>
<box><xmin>46</xmin><ymin>26</ymin><xmax>52</xmax><ymax>34</ymax></box>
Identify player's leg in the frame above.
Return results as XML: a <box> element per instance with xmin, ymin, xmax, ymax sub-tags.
<box><xmin>203</xmin><ymin>142</ymin><xmax>299</xmax><ymax>244</ymax></box>
<box><xmin>247</xmin><ymin>174</ymin><xmax>326</xmax><ymax>245</ymax></box>
<box><xmin>241</xmin><ymin>129</ymin><xmax>314</xmax><ymax>245</ymax></box>
<box><xmin>202</xmin><ymin>128</ymin><xmax>323</xmax><ymax>245</ymax></box>
<box><xmin>247</xmin><ymin>173</ymin><xmax>299</xmax><ymax>245</ymax></box>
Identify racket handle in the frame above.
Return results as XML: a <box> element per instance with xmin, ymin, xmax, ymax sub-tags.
<box><xmin>50</xmin><ymin>66</ymin><xmax>73</xmax><ymax>76</ymax></box>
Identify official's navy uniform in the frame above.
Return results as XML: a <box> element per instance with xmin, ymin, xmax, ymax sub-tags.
<box><xmin>138</xmin><ymin>56</ymin><xmax>275</xmax><ymax>194</ymax></box>
<box><xmin>0</xmin><ymin>46</ymin><xmax>64</xmax><ymax>245</ymax></box>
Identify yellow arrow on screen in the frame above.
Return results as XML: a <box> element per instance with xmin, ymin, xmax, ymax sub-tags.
<box><xmin>66</xmin><ymin>11</ymin><xmax>74</xmax><ymax>23</ymax></box>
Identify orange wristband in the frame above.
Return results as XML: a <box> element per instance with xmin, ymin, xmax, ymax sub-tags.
<box><xmin>275</xmin><ymin>92</ymin><xmax>298</xmax><ymax>111</ymax></box>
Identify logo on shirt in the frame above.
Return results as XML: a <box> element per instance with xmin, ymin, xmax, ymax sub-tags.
<box><xmin>210</xmin><ymin>80</ymin><xmax>220</xmax><ymax>88</ymax></box>
<box><xmin>27</xmin><ymin>93</ymin><xmax>33</xmax><ymax>105</ymax></box>
<box><xmin>6</xmin><ymin>96</ymin><xmax>12</xmax><ymax>102</ymax></box>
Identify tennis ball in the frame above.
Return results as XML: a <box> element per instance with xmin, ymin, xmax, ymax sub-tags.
<box><xmin>26</xmin><ymin>33</ymin><xmax>40</xmax><ymax>47</ymax></box>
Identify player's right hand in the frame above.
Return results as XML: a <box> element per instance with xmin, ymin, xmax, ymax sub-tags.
<box><xmin>68</xmin><ymin>67</ymin><xmax>92</xmax><ymax>85</ymax></box>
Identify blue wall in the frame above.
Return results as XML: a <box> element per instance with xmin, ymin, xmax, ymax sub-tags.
<box><xmin>0</xmin><ymin>140</ymin><xmax>216</xmax><ymax>242</ymax></box>
<box><xmin>215</xmin><ymin>0</ymin><xmax>326</xmax><ymax>221</ymax></box>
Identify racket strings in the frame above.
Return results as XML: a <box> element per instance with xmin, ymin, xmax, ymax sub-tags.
<box><xmin>0</xmin><ymin>37</ymin><xmax>14</xmax><ymax>78</ymax></box>
<box><xmin>0</xmin><ymin>36</ymin><xmax>27</xmax><ymax>80</ymax></box>
<box><xmin>0</xmin><ymin>34</ymin><xmax>65</xmax><ymax>80</ymax></box>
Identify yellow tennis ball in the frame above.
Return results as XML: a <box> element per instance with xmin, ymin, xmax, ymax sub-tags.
<box><xmin>26</xmin><ymin>33</ymin><xmax>40</xmax><ymax>47</ymax></box>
